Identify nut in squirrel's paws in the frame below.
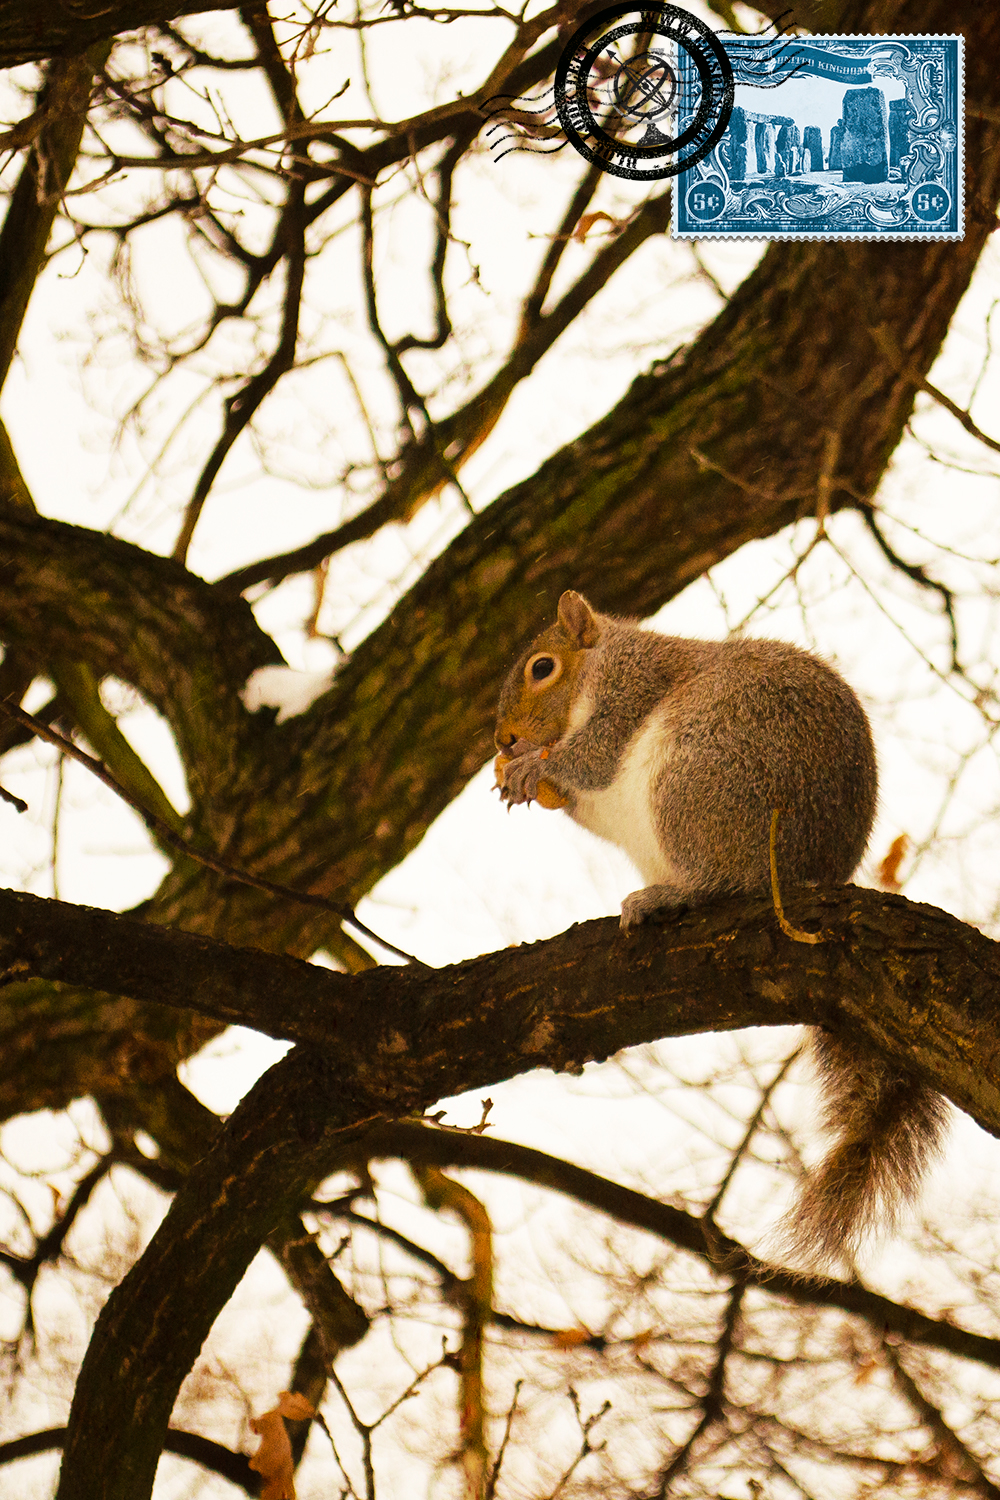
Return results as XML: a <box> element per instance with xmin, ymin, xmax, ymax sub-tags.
<box><xmin>494</xmin><ymin>747</ymin><xmax>568</xmax><ymax>810</ymax></box>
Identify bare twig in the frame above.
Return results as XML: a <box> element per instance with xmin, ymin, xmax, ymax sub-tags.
<box><xmin>519</xmin><ymin>160</ymin><xmax>603</xmax><ymax>334</ymax></box>
<box><xmin>0</xmin><ymin>696</ymin><xmax>424</xmax><ymax>967</ymax></box>
<box><xmin>702</xmin><ymin>1049</ymin><xmax>801</xmax><ymax>1230</ymax></box>
<box><xmin>417</xmin><ymin>1167</ymin><xmax>493</xmax><ymax>1497</ymax></box>
<box><xmin>220</xmin><ymin>184</ymin><xmax>673</xmax><ymax>593</ymax></box>
<box><xmin>882</xmin><ymin>1341</ymin><xmax>1000</xmax><ymax>1500</ymax></box>
<box><xmin>549</xmin><ymin>1389</ymin><xmax>610</xmax><ymax>1499</ymax></box>
<box><xmin>859</xmin><ymin>506</ymin><xmax>960</xmax><ymax>672</ymax></box>
<box><xmin>0</xmin><ymin>782</ymin><xmax>27</xmax><ymax>812</ymax></box>
<box><xmin>653</xmin><ymin>1281</ymin><xmax>745</xmax><ymax>1497</ymax></box>
<box><xmin>172</xmin><ymin>178</ymin><xmax>309</xmax><ymax>562</ymax></box>
<box><xmin>871</xmin><ymin>322</ymin><xmax>1000</xmax><ymax>457</ymax></box>
<box><xmin>484</xmin><ymin>1381</ymin><xmax>521</xmax><ymax>1500</ymax></box>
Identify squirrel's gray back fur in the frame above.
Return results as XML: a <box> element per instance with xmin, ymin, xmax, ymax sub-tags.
<box><xmin>570</xmin><ymin>619</ymin><xmax>877</xmax><ymax>899</ymax></box>
<box><xmin>587</xmin><ymin>617</ymin><xmax>944</xmax><ymax>1268</ymax></box>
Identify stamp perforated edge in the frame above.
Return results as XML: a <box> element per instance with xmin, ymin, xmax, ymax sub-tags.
<box><xmin>671</xmin><ymin>33</ymin><xmax>965</xmax><ymax>242</ymax></box>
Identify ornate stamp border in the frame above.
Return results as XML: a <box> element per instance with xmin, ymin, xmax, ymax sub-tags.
<box><xmin>672</xmin><ymin>35</ymin><xmax>964</xmax><ymax>241</ymax></box>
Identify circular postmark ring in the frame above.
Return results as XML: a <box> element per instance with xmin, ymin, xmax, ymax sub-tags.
<box><xmin>613</xmin><ymin>49</ymin><xmax>677</xmax><ymax>120</ymax></box>
<box><xmin>554</xmin><ymin>3</ymin><xmax>734</xmax><ymax>181</ymax></box>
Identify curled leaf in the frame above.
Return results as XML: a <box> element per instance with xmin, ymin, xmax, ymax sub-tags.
<box><xmin>278</xmin><ymin>1390</ymin><xmax>317</xmax><ymax>1422</ymax></box>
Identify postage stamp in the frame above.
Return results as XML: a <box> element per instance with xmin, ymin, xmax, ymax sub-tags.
<box><xmin>672</xmin><ymin>35</ymin><xmax>964</xmax><ymax>240</ymax></box>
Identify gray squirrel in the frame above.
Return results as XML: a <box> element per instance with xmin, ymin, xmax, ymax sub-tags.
<box><xmin>494</xmin><ymin>590</ymin><xmax>947</xmax><ymax>1268</ymax></box>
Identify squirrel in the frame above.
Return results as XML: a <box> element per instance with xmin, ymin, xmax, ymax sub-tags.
<box><xmin>494</xmin><ymin>590</ymin><xmax>948</xmax><ymax>1268</ymax></box>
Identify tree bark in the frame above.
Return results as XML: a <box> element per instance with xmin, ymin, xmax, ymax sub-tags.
<box><xmin>56</xmin><ymin>1046</ymin><xmax>368</xmax><ymax>1500</ymax></box>
<box><xmin>4</xmin><ymin>884</ymin><xmax>999</xmax><ymax>1138</ymax></box>
<box><xmin>13</xmin><ymin>877</ymin><xmax>990</xmax><ymax>1495</ymax></box>
<box><xmin>0</xmin><ymin>0</ymin><xmax>243</xmax><ymax>68</ymax></box>
<box><xmin>2</xmin><ymin>0</ymin><xmax>998</xmax><ymax>1488</ymax></box>
<box><xmin>5</xmin><ymin>2</ymin><xmax>1000</xmax><ymax>1095</ymax></box>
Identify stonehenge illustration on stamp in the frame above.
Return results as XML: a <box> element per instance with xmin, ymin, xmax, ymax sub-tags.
<box><xmin>673</xmin><ymin>35</ymin><xmax>964</xmax><ymax>240</ymax></box>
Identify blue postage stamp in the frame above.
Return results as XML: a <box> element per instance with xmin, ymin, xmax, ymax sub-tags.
<box><xmin>673</xmin><ymin>35</ymin><xmax>963</xmax><ymax>240</ymax></box>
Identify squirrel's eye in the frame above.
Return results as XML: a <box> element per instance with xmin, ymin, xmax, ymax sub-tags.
<box><xmin>530</xmin><ymin>656</ymin><xmax>555</xmax><ymax>681</ymax></box>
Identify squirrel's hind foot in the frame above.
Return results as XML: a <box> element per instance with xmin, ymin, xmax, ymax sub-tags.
<box><xmin>620</xmin><ymin>884</ymin><xmax>688</xmax><ymax>933</ymax></box>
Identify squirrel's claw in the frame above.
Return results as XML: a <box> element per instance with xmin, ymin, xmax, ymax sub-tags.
<box><xmin>499</xmin><ymin>749</ymin><xmax>544</xmax><ymax>806</ymax></box>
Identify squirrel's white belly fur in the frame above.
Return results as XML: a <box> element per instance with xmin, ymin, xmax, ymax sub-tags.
<box><xmin>570</xmin><ymin>714</ymin><xmax>677</xmax><ymax>886</ymax></box>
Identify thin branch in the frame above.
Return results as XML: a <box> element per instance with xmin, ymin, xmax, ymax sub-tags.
<box><xmin>882</xmin><ymin>1342</ymin><xmax>1000</xmax><ymax>1500</ymax></box>
<box><xmin>219</xmin><ymin>183</ymin><xmax>673</xmax><ymax>593</ymax></box>
<box><xmin>484</xmin><ymin>1380</ymin><xmax>521</xmax><ymax>1500</ymax></box>
<box><xmin>0</xmin><ymin>45</ymin><xmax>111</xmax><ymax>396</ymax></box>
<box><xmin>359</xmin><ymin>183</ymin><xmax>423</xmax><ymax>427</ymax></box>
<box><xmin>326</xmin><ymin>1366</ymin><xmax>377</xmax><ymax>1500</ymax></box>
<box><xmin>0</xmin><ymin>1427</ymin><xmax>256</xmax><ymax>1490</ymax></box>
<box><xmin>1</xmin><ymin>1150</ymin><xmax>115</xmax><ymax>1301</ymax></box>
<box><xmin>653</xmin><ymin>1281</ymin><xmax>745</xmax><ymax>1497</ymax></box>
<box><xmin>870</xmin><ymin>323</ymin><xmax>1000</xmax><ymax>457</ymax></box>
<box><xmin>702</xmin><ymin>1049</ymin><xmax>801</xmax><ymax>1230</ymax></box>
<box><xmin>337</xmin><ymin>1120</ymin><xmax>1000</xmax><ymax>1373</ymax></box>
<box><xmin>519</xmin><ymin>160</ymin><xmax>603</xmax><ymax>334</ymax></box>
<box><xmin>393</xmin><ymin>132</ymin><xmax>468</xmax><ymax>355</ymax></box>
<box><xmin>859</xmin><ymin>505</ymin><xmax>961</xmax><ymax>672</ymax></box>
<box><xmin>417</xmin><ymin>1166</ymin><xmax>493</xmax><ymax>1495</ymax></box>
<box><xmin>0</xmin><ymin>696</ymin><xmax>423</xmax><ymax>967</ymax></box>
<box><xmin>549</xmin><ymin>1389</ymin><xmax>610</xmax><ymax>1499</ymax></box>
<box><xmin>172</xmin><ymin>177</ymin><xmax>309</xmax><ymax>562</ymax></box>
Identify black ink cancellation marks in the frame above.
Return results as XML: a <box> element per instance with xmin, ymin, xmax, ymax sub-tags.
<box><xmin>554</xmin><ymin>3</ymin><xmax>734</xmax><ymax>180</ymax></box>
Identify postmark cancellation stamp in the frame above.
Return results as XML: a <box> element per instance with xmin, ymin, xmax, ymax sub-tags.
<box><xmin>673</xmin><ymin>35</ymin><xmax>964</xmax><ymax>240</ymax></box>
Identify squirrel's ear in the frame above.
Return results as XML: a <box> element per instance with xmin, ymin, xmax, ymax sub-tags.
<box><xmin>557</xmin><ymin>591</ymin><xmax>599</xmax><ymax>647</ymax></box>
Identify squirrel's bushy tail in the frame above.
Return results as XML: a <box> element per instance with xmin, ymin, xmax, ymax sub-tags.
<box><xmin>778</xmin><ymin>1031</ymin><xmax>949</xmax><ymax>1269</ymax></box>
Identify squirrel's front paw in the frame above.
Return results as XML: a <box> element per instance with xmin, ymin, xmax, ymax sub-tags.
<box><xmin>499</xmin><ymin>748</ymin><xmax>546</xmax><ymax>805</ymax></box>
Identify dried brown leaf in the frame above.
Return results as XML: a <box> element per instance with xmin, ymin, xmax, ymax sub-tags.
<box><xmin>249</xmin><ymin>1403</ymin><xmax>297</xmax><ymax>1500</ymax></box>
<box><xmin>278</xmin><ymin>1390</ymin><xmax>317</xmax><ymax>1421</ymax></box>
<box><xmin>572</xmin><ymin>211</ymin><xmax>623</xmax><ymax>241</ymax></box>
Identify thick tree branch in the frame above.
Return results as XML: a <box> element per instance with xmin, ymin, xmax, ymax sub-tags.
<box><xmin>55</xmin><ymin>1046</ymin><xmax>376</xmax><ymax>1499</ymax></box>
<box><xmin>6</xmin><ymin>874</ymin><xmax>989</xmax><ymax>1494</ymax></box>
<box><xmin>0</xmin><ymin>1</ymin><xmax>246</xmax><ymax>69</ymax></box>
<box><xmin>49</xmin><ymin>854</ymin><xmax>1000</xmax><ymax>1500</ymax></box>
<box><xmin>0</xmin><ymin>43</ymin><xmax>111</xmax><ymax>393</ymax></box>
<box><xmin>2</xmin><ymin>884</ymin><xmax>999</xmax><ymax>1139</ymax></box>
<box><xmin>0</xmin><ymin>504</ymin><xmax>282</xmax><ymax>817</ymax></box>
